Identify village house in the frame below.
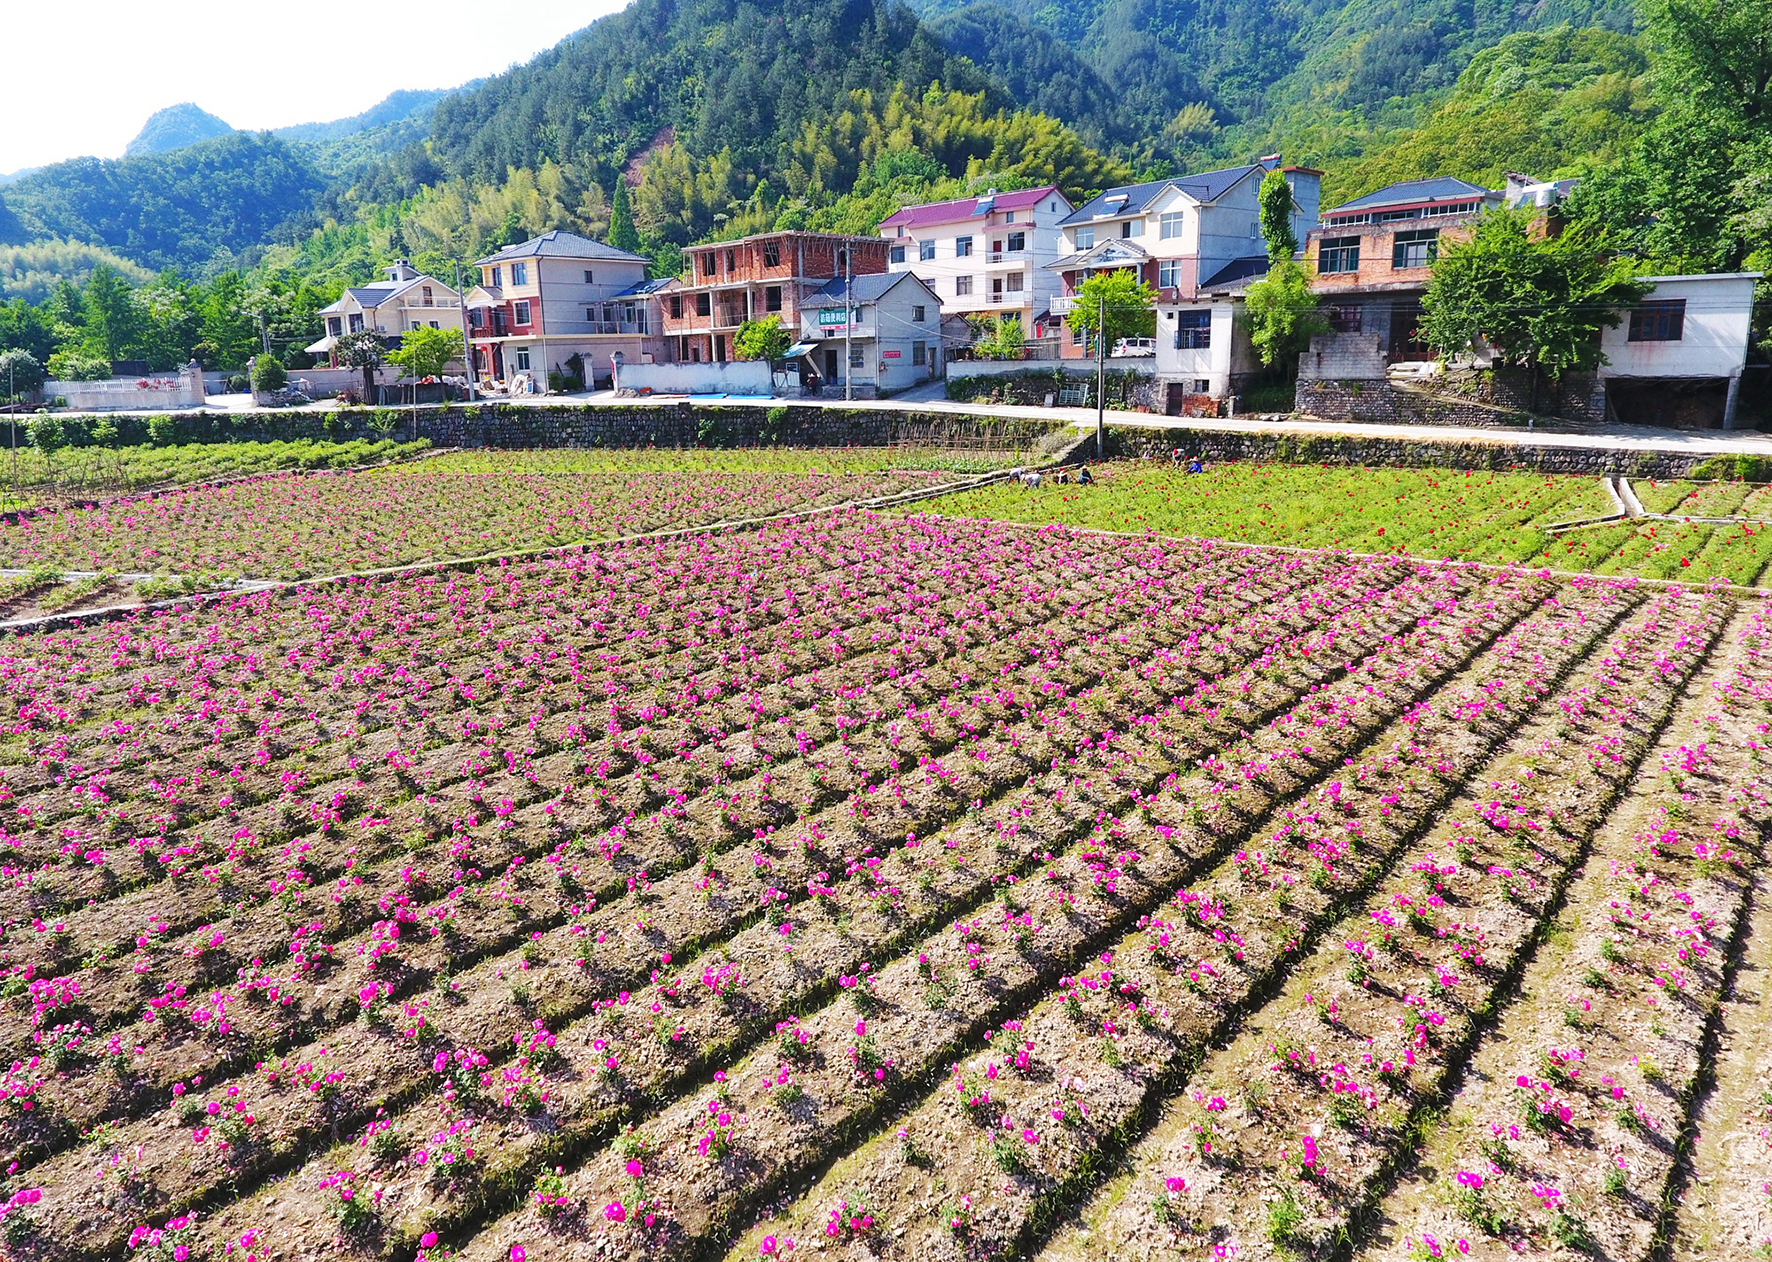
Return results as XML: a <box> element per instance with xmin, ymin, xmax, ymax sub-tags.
<box><xmin>1049</xmin><ymin>157</ymin><xmax>1320</xmax><ymax>359</ymax></box>
<box><xmin>658</xmin><ymin>231</ymin><xmax>889</xmax><ymax>365</ymax></box>
<box><xmin>877</xmin><ymin>186</ymin><xmax>1072</xmax><ymax>353</ymax></box>
<box><xmin>306</xmin><ymin>261</ymin><xmax>465</xmax><ymax>366</ymax></box>
<box><xmin>464</xmin><ymin>231</ymin><xmax>664</xmax><ymax>391</ymax></box>
<box><xmin>1600</xmin><ymin>273</ymin><xmax>1763</xmax><ymax>427</ymax></box>
<box><xmin>793</xmin><ymin>271</ymin><xmax>960</xmax><ymax>395</ymax></box>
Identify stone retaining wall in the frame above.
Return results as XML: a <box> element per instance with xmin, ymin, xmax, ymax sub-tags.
<box><xmin>1297</xmin><ymin>374</ymin><xmax>1609</xmax><ymax>428</ymax></box>
<box><xmin>1105</xmin><ymin>424</ymin><xmax>1705</xmax><ymax>479</ymax></box>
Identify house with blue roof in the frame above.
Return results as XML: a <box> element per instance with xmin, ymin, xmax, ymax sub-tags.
<box><xmin>1046</xmin><ymin>157</ymin><xmax>1320</xmax><ymax>362</ymax></box>
<box><xmin>794</xmin><ymin>271</ymin><xmax>962</xmax><ymax>396</ymax></box>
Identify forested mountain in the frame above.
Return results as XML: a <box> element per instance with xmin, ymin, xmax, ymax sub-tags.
<box><xmin>0</xmin><ymin>134</ymin><xmax>327</xmax><ymax>272</ymax></box>
<box><xmin>125</xmin><ymin>104</ymin><xmax>234</xmax><ymax>157</ymax></box>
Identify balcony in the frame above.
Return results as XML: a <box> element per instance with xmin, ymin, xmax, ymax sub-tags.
<box><xmin>1050</xmin><ymin>295</ymin><xmax>1078</xmax><ymax>315</ymax></box>
<box><xmin>985</xmin><ymin>249</ymin><xmax>1028</xmax><ymax>266</ymax></box>
<box><xmin>713</xmin><ymin>306</ymin><xmax>747</xmax><ymax>329</ymax></box>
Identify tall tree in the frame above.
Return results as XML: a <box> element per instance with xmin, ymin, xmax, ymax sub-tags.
<box><xmin>609</xmin><ymin>179</ymin><xmax>642</xmax><ymax>254</ymax></box>
<box><xmin>1244</xmin><ymin>259</ymin><xmax>1328</xmax><ymax>371</ymax></box>
<box><xmin>80</xmin><ymin>265</ymin><xmax>144</xmax><ymax>365</ymax></box>
<box><xmin>1258</xmin><ymin>169</ymin><xmax>1299</xmax><ymax>264</ymax></box>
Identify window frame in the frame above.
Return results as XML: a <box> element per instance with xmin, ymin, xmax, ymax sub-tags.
<box><xmin>1159</xmin><ymin>212</ymin><xmax>1184</xmax><ymax>240</ymax></box>
<box><xmin>511</xmin><ymin>262</ymin><xmax>528</xmax><ymax>285</ymax></box>
<box><xmin>514</xmin><ymin>300</ymin><xmax>532</xmax><ymax>326</ymax></box>
<box><xmin>1391</xmin><ymin>228</ymin><xmax>1439</xmax><ymax>270</ymax></box>
<box><xmin>1318</xmin><ymin>236</ymin><xmax>1362</xmax><ymax>275</ymax></box>
<box><xmin>889</xmin><ymin>244</ymin><xmax>906</xmax><ymax>265</ymax></box>
<box><xmin>1627</xmin><ymin>299</ymin><xmax>1686</xmax><ymax>342</ymax></box>
<box><xmin>919</xmin><ymin>239</ymin><xmax>936</xmax><ymax>262</ymax></box>
<box><xmin>1174</xmin><ymin>310</ymin><xmax>1212</xmax><ymax>350</ymax></box>
<box><xmin>1157</xmin><ymin>259</ymin><xmax>1181</xmax><ymax>288</ymax></box>
<box><xmin>956</xmin><ymin>235</ymin><xmax>974</xmax><ymax>257</ymax></box>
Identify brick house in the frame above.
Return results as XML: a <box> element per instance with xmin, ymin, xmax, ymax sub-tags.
<box><xmin>658</xmin><ymin>231</ymin><xmax>890</xmax><ymax>365</ymax></box>
<box><xmin>464</xmin><ymin>231</ymin><xmax>665</xmax><ymax>391</ymax></box>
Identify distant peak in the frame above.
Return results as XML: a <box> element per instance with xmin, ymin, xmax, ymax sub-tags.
<box><xmin>125</xmin><ymin>104</ymin><xmax>235</xmax><ymax>157</ymax></box>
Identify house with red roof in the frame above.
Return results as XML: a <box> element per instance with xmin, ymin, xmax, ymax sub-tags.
<box><xmin>877</xmin><ymin>186</ymin><xmax>1073</xmax><ymax>352</ymax></box>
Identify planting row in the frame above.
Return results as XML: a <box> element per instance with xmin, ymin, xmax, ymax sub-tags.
<box><xmin>692</xmin><ymin>584</ymin><xmax>1718</xmax><ymax>1262</ymax></box>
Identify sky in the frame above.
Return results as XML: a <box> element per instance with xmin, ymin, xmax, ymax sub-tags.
<box><xmin>0</xmin><ymin>0</ymin><xmax>630</xmax><ymax>174</ymax></box>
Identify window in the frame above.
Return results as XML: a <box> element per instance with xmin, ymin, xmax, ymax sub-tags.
<box><xmin>955</xmin><ymin>276</ymin><xmax>973</xmax><ymax>296</ymax></box>
<box><xmin>584</xmin><ymin>270</ymin><xmax>595</xmax><ymax>283</ymax></box>
<box><xmin>919</xmin><ymin>239</ymin><xmax>936</xmax><ymax>262</ymax></box>
<box><xmin>696</xmin><ymin>293</ymin><xmax>711</xmax><ymax>317</ymax></box>
<box><xmin>430</xmin><ymin>321</ymin><xmax>440</xmax><ymax>329</ymax></box>
<box><xmin>1318</xmin><ymin>236</ymin><xmax>1361</xmax><ymax>274</ymax></box>
<box><xmin>348</xmin><ymin>313</ymin><xmax>364</xmax><ymax>333</ymax></box>
<box><xmin>889</xmin><ymin>244</ymin><xmax>906</xmax><ymax>265</ymax></box>
<box><xmin>633</xmin><ymin>305</ymin><xmax>649</xmax><ymax>335</ymax></box>
<box><xmin>912</xmin><ymin>305</ymin><xmax>926</xmax><ymax>323</ymax></box>
<box><xmin>511</xmin><ymin>263</ymin><xmax>528</xmax><ymax>285</ymax></box>
<box><xmin>326</xmin><ymin>317</ymin><xmax>342</xmax><ymax>336</ymax></box>
<box><xmin>515</xmin><ymin>348</ymin><xmax>531</xmax><ymax>371</ymax></box>
<box><xmin>724</xmin><ymin>250</ymin><xmax>735</xmax><ymax>272</ymax></box>
<box><xmin>587</xmin><ymin>307</ymin><xmax>599</xmax><ymax>323</ymax></box>
<box><xmin>1071</xmin><ymin>322</ymin><xmax>1086</xmax><ymax>347</ymax></box>
<box><xmin>1121</xmin><ymin>220</ymin><xmax>1139</xmax><ymax>238</ymax></box>
<box><xmin>1375</xmin><ymin>208</ymin><xmax>1419</xmax><ymax>223</ymax></box>
<box><xmin>514</xmin><ymin>300</ymin><xmax>531</xmax><ymax>326</ymax></box>
<box><xmin>491</xmin><ymin>267</ymin><xmax>501</xmax><ymax>288</ymax></box>
<box><xmin>1327</xmin><ymin>305</ymin><xmax>1363</xmax><ymax>333</ymax></box>
<box><xmin>671</xmin><ymin>295</ymin><xmax>683</xmax><ymax>319</ymax></box>
<box><xmin>1158</xmin><ymin>259</ymin><xmax>1181</xmax><ymax>288</ymax></box>
<box><xmin>701</xmin><ymin>253</ymin><xmax>717</xmax><ymax>277</ymax></box>
<box><xmin>1391</xmin><ymin>229</ymin><xmax>1439</xmax><ymax>269</ymax></box>
<box><xmin>956</xmin><ymin>235</ymin><xmax>973</xmax><ymax>257</ymax></box>
<box><xmin>912</xmin><ymin>340</ymin><xmax>927</xmax><ymax>366</ymax></box>
<box><xmin>1075</xmin><ymin>227</ymin><xmax>1095</xmax><ymax>249</ymax></box>
<box><xmin>421</xmin><ymin>286</ymin><xmax>433</xmax><ymax>306</ymax></box>
<box><xmin>1628</xmin><ymin>299</ymin><xmax>1686</xmax><ymax>342</ymax></box>
<box><xmin>1174</xmin><ymin>311</ymin><xmax>1212</xmax><ymax>349</ymax></box>
<box><xmin>1006</xmin><ymin>230</ymin><xmax>1026</xmax><ymax>253</ymax></box>
<box><xmin>1249</xmin><ymin>222</ymin><xmax>1262</xmax><ymax>237</ymax></box>
<box><xmin>765</xmin><ymin>285</ymin><xmax>782</xmax><ymax>313</ymax></box>
<box><xmin>763</xmin><ymin>242</ymin><xmax>781</xmax><ymax>268</ymax></box>
<box><xmin>896</xmin><ymin>225</ymin><xmax>905</xmax><ymax>238</ymax></box>
<box><xmin>1194</xmin><ymin>378</ymin><xmax>1211</xmax><ymax>394</ymax></box>
<box><xmin>849</xmin><ymin>346</ymin><xmax>864</xmax><ymax>368</ymax></box>
<box><xmin>1005</xmin><ymin>273</ymin><xmax>1024</xmax><ymax>293</ymax></box>
<box><xmin>1159</xmin><ymin>212</ymin><xmax>1184</xmax><ymax>240</ymax></box>
<box><xmin>1004</xmin><ymin>211</ymin><xmax>1016</xmax><ymax>223</ymax></box>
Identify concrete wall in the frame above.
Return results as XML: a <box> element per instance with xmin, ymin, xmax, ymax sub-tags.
<box><xmin>1600</xmin><ymin>274</ymin><xmax>1759</xmax><ymax>381</ymax></box>
<box><xmin>1298</xmin><ymin>332</ymin><xmax>1387</xmax><ymax>381</ymax></box>
<box><xmin>45</xmin><ymin>367</ymin><xmax>204</xmax><ymax>411</ymax></box>
<box><xmin>614</xmin><ymin>360</ymin><xmax>782</xmax><ymax>396</ymax></box>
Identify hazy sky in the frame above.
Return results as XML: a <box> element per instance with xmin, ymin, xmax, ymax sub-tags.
<box><xmin>1</xmin><ymin>0</ymin><xmax>630</xmax><ymax>174</ymax></box>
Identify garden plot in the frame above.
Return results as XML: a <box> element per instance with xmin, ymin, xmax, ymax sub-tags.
<box><xmin>0</xmin><ymin>497</ymin><xmax>1768</xmax><ymax>1262</ymax></box>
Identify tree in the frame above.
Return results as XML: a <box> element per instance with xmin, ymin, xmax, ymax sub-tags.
<box><xmin>335</xmin><ymin>330</ymin><xmax>389</xmax><ymax>400</ymax></box>
<box><xmin>1244</xmin><ymin>259</ymin><xmax>1329</xmax><ymax>371</ymax></box>
<box><xmin>1258</xmin><ymin>169</ymin><xmax>1299</xmax><ymax>265</ymax></box>
<box><xmin>972</xmin><ymin>314</ymin><xmax>1026</xmax><ymax>360</ymax></box>
<box><xmin>733</xmin><ymin>314</ymin><xmax>792</xmax><ymax>361</ymax></box>
<box><xmin>0</xmin><ymin>349</ymin><xmax>44</xmax><ymax>399</ymax></box>
<box><xmin>1419</xmin><ymin>208</ymin><xmax>1650</xmax><ymax>389</ymax></box>
<box><xmin>1064</xmin><ymin>269</ymin><xmax>1157</xmax><ymax>353</ymax></box>
<box><xmin>81</xmin><ymin>265</ymin><xmax>143</xmax><ymax>365</ymax></box>
<box><xmin>388</xmin><ymin>326</ymin><xmax>464</xmax><ymax>380</ymax></box>
<box><xmin>250</xmin><ymin>354</ymin><xmax>287</xmax><ymax>394</ymax></box>
<box><xmin>609</xmin><ymin>179</ymin><xmax>642</xmax><ymax>254</ymax></box>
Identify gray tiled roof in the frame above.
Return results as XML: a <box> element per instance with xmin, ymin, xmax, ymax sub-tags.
<box><xmin>1325</xmin><ymin>177</ymin><xmax>1490</xmax><ymax>214</ymax></box>
<box><xmin>475</xmin><ymin>230</ymin><xmax>648</xmax><ymax>266</ymax></box>
<box><xmin>1060</xmin><ymin>162</ymin><xmax>1269</xmax><ymax>226</ymax></box>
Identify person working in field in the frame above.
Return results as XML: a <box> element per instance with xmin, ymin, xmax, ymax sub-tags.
<box><xmin>1077</xmin><ymin>466</ymin><xmax>1093</xmax><ymax>486</ymax></box>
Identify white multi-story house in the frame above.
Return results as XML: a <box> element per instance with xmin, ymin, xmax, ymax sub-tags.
<box><xmin>1049</xmin><ymin>158</ymin><xmax>1320</xmax><ymax>360</ymax></box>
<box><xmin>464</xmin><ymin>231</ymin><xmax>666</xmax><ymax>390</ymax></box>
<box><xmin>878</xmin><ymin>186</ymin><xmax>1072</xmax><ymax>344</ymax></box>
<box><xmin>306</xmin><ymin>261</ymin><xmax>464</xmax><ymax>365</ymax></box>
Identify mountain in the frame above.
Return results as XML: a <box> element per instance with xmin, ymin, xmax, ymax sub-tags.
<box><xmin>0</xmin><ymin>133</ymin><xmax>327</xmax><ymax>271</ymax></box>
<box><xmin>272</xmin><ymin>88</ymin><xmax>454</xmax><ymax>144</ymax></box>
<box><xmin>126</xmin><ymin>103</ymin><xmax>235</xmax><ymax>157</ymax></box>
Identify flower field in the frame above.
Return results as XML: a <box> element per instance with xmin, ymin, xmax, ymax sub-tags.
<box><xmin>925</xmin><ymin>462</ymin><xmax>1772</xmax><ymax>585</ymax></box>
<box><xmin>0</xmin><ymin>451</ymin><xmax>985</xmax><ymax>581</ymax></box>
<box><xmin>0</xmin><ymin>455</ymin><xmax>1767</xmax><ymax>1262</ymax></box>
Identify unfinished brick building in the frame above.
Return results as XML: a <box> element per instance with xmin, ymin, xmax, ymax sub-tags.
<box><xmin>658</xmin><ymin>231</ymin><xmax>889</xmax><ymax>364</ymax></box>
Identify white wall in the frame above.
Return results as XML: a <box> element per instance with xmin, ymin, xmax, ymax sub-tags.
<box><xmin>1155</xmin><ymin>302</ymin><xmax>1246</xmax><ymax>394</ymax></box>
<box><xmin>884</xmin><ymin>195</ymin><xmax>1070</xmax><ymax>321</ymax></box>
<box><xmin>45</xmin><ymin>367</ymin><xmax>204</xmax><ymax>411</ymax></box>
<box><xmin>1598</xmin><ymin>274</ymin><xmax>1759</xmax><ymax>380</ymax></box>
<box><xmin>537</xmin><ymin>257</ymin><xmax>652</xmax><ymax>338</ymax></box>
<box><xmin>614</xmin><ymin>359</ymin><xmax>778</xmax><ymax>396</ymax></box>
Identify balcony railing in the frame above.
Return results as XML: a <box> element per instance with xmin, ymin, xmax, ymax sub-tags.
<box><xmin>1050</xmin><ymin>295</ymin><xmax>1078</xmax><ymax>315</ymax></box>
<box><xmin>985</xmin><ymin>249</ymin><xmax>1028</xmax><ymax>264</ymax></box>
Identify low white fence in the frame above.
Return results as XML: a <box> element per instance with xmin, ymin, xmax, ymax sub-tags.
<box><xmin>946</xmin><ymin>359</ymin><xmax>1158</xmax><ymax>379</ymax></box>
<box><xmin>45</xmin><ymin>372</ymin><xmax>205</xmax><ymax>411</ymax></box>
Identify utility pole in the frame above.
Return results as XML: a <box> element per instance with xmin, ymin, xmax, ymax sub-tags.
<box><xmin>1095</xmin><ymin>289</ymin><xmax>1106</xmax><ymax>461</ymax></box>
<box><xmin>7</xmin><ymin>358</ymin><xmax>14</xmax><ymax>501</ymax></box>
<box><xmin>454</xmin><ymin>260</ymin><xmax>477</xmax><ymax>403</ymax></box>
<box><xmin>843</xmin><ymin>248</ymin><xmax>853</xmax><ymax>404</ymax></box>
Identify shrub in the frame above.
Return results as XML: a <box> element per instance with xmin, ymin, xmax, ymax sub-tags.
<box><xmin>251</xmin><ymin>356</ymin><xmax>288</xmax><ymax>394</ymax></box>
